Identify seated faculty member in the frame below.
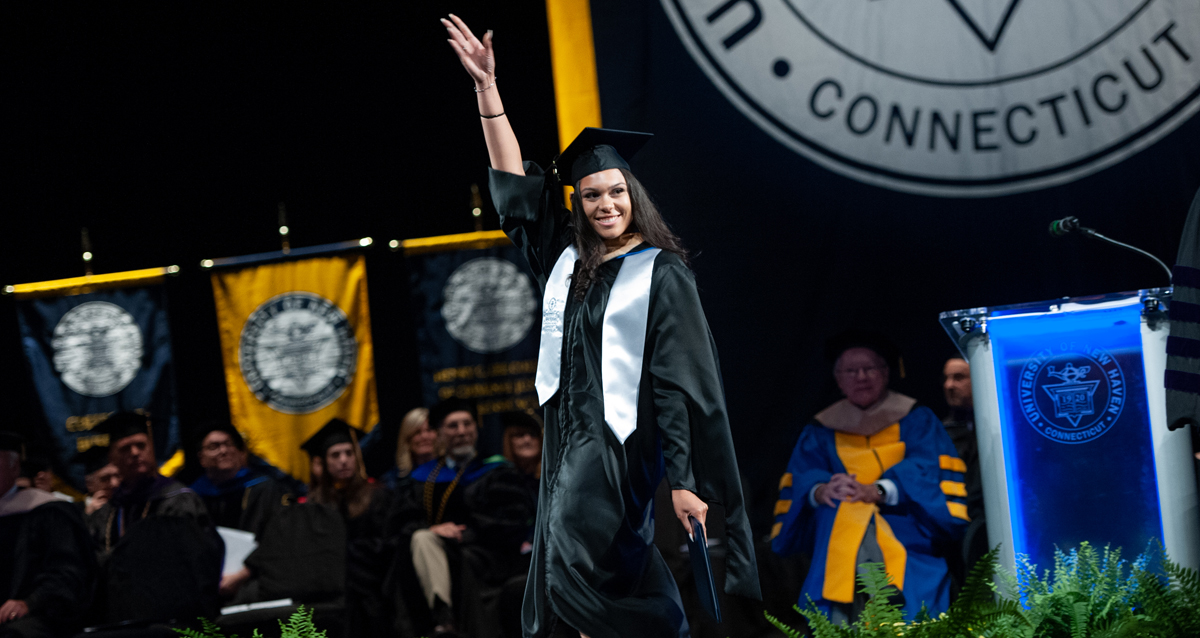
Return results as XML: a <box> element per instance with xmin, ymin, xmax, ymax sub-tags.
<box><xmin>0</xmin><ymin>431</ymin><xmax>96</xmax><ymax>638</ymax></box>
<box><xmin>189</xmin><ymin>421</ymin><xmax>292</xmax><ymax>597</ymax></box>
<box><xmin>771</xmin><ymin>331</ymin><xmax>968</xmax><ymax>622</ymax></box>
<box><xmin>394</xmin><ymin>398</ymin><xmax>535</xmax><ymax>636</ymax></box>
<box><xmin>88</xmin><ymin>412</ymin><xmax>215</xmax><ymax>559</ymax></box>
<box><xmin>74</xmin><ymin>445</ymin><xmax>119</xmax><ymax>517</ymax></box>
<box><xmin>302</xmin><ymin>418</ymin><xmax>399</xmax><ymax>638</ymax></box>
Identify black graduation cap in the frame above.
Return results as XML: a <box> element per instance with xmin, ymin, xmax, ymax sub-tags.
<box><xmin>824</xmin><ymin>329</ymin><xmax>905</xmax><ymax>379</ymax></box>
<box><xmin>301</xmin><ymin>418</ymin><xmax>365</xmax><ymax>458</ymax></box>
<box><xmin>500</xmin><ymin>410</ymin><xmax>542</xmax><ymax>434</ymax></box>
<box><xmin>193</xmin><ymin>420</ymin><xmax>246</xmax><ymax>453</ymax></box>
<box><xmin>551</xmin><ymin>127</ymin><xmax>653</xmax><ymax>185</ymax></box>
<box><xmin>0</xmin><ymin>431</ymin><xmax>25</xmax><ymax>458</ymax></box>
<box><xmin>428</xmin><ymin>397</ymin><xmax>478</xmax><ymax>430</ymax></box>
<box><xmin>93</xmin><ymin>411</ymin><xmax>152</xmax><ymax>441</ymax></box>
<box><xmin>74</xmin><ymin>445</ymin><xmax>112</xmax><ymax>475</ymax></box>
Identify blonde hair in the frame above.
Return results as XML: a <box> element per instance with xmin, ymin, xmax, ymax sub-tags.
<box><xmin>395</xmin><ymin>407</ymin><xmax>431</xmax><ymax>473</ymax></box>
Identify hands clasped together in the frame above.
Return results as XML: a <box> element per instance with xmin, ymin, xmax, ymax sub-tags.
<box><xmin>814</xmin><ymin>473</ymin><xmax>883</xmax><ymax>507</ymax></box>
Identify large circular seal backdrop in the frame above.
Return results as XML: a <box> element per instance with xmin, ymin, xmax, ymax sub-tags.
<box><xmin>664</xmin><ymin>0</ymin><xmax>1200</xmax><ymax>196</ymax></box>
<box><xmin>239</xmin><ymin>292</ymin><xmax>358</xmax><ymax>415</ymax></box>
<box><xmin>441</xmin><ymin>257</ymin><xmax>538</xmax><ymax>355</ymax></box>
<box><xmin>51</xmin><ymin>301</ymin><xmax>144</xmax><ymax>398</ymax></box>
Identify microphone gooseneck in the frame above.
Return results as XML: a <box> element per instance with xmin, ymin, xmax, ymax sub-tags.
<box><xmin>1048</xmin><ymin>216</ymin><xmax>1173</xmax><ymax>284</ymax></box>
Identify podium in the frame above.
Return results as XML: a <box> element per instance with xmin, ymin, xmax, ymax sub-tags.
<box><xmin>940</xmin><ymin>288</ymin><xmax>1199</xmax><ymax>573</ymax></box>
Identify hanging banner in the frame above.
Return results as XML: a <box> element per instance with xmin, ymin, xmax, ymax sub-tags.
<box><xmin>211</xmin><ymin>252</ymin><xmax>378</xmax><ymax>480</ymax></box>
<box><xmin>12</xmin><ymin>267</ymin><xmax>182</xmax><ymax>488</ymax></box>
<box><xmin>404</xmin><ymin>231</ymin><xmax>540</xmax><ymax>418</ymax></box>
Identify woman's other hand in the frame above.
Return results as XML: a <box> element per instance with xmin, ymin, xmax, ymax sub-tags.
<box><xmin>441</xmin><ymin>14</ymin><xmax>494</xmax><ymax>88</ymax></box>
<box><xmin>671</xmin><ymin>489</ymin><xmax>708</xmax><ymax>542</ymax></box>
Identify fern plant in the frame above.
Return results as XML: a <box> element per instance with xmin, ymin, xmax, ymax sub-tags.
<box><xmin>172</xmin><ymin>605</ymin><xmax>326</xmax><ymax>638</ymax></box>
<box><xmin>765</xmin><ymin>542</ymin><xmax>1200</xmax><ymax>638</ymax></box>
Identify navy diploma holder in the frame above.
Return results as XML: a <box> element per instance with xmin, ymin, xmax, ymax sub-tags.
<box><xmin>687</xmin><ymin>515</ymin><xmax>722</xmax><ymax>623</ymax></box>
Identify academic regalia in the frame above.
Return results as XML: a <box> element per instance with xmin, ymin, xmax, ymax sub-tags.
<box><xmin>302</xmin><ymin>419</ymin><xmax>400</xmax><ymax>638</ymax></box>
<box><xmin>89</xmin><ymin>473</ymin><xmax>214</xmax><ymax>558</ymax></box>
<box><xmin>771</xmin><ymin>394</ymin><xmax>969</xmax><ymax>619</ymax></box>
<box><xmin>87</xmin><ymin>474</ymin><xmax>223</xmax><ymax>624</ymax></box>
<box><xmin>1166</xmin><ymin>186</ymin><xmax>1200</xmax><ymax>431</ymax></box>
<box><xmin>394</xmin><ymin>454</ymin><xmax>536</xmax><ymax>638</ymax></box>
<box><xmin>488</xmin><ymin>131</ymin><xmax>760</xmax><ymax>638</ymax></box>
<box><xmin>189</xmin><ymin>467</ymin><xmax>292</xmax><ymax>538</ymax></box>
<box><xmin>0</xmin><ymin>489</ymin><xmax>96</xmax><ymax>638</ymax></box>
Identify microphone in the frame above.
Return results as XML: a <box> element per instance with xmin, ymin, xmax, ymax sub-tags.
<box><xmin>1047</xmin><ymin>216</ymin><xmax>1172</xmax><ymax>283</ymax></box>
<box><xmin>1048</xmin><ymin>216</ymin><xmax>1081</xmax><ymax>236</ymax></box>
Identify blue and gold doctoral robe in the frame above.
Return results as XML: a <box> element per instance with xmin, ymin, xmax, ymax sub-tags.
<box><xmin>771</xmin><ymin>399</ymin><xmax>968</xmax><ymax>618</ymax></box>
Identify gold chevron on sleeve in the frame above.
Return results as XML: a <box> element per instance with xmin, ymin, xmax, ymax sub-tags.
<box><xmin>939</xmin><ymin>455</ymin><xmax>967</xmax><ymax>473</ymax></box>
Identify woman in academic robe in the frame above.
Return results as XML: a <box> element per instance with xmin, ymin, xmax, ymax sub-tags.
<box><xmin>302</xmin><ymin>419</ymin><xmax>400</xmax><ymax>638</ymax></box>
<box><xmin>440</xmin><ymin>15</ymin><xmax>761</xmax><ymax>638</ymax></box>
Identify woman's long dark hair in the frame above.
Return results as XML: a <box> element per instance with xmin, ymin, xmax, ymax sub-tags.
<box><xmin>569</xmin><ymin>168</ymin><xmax>688</xmax><ymax>300</ymax></box>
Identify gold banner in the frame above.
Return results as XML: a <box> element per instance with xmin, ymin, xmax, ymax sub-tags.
<box><xmin>211</xmin><ymin>253</ymin><xmax>378</xmax><ymax>481</ymax></box>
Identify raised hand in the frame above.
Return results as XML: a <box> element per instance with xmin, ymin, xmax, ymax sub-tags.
<box><xmin>441</xmin><ymin>14</ymin><xmax>494</xmax><ymax>88</ymax></box>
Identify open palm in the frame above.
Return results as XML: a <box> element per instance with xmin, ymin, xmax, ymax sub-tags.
<box><xmin>442</xmin><ymin>14</ymin><xmax>494</xmax><ymax>86</ymax></box>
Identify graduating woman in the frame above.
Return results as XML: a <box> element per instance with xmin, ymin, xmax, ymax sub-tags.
<box><xmin>441</xmin><ymin>15</ymin><xmax>761</xmax><ymax>638</ymax></box>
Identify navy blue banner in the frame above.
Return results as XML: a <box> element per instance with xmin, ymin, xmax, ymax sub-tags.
<box><xmin>16</xmin><ymin>284</ymin><xmax>180</xmax><ymax>488</ymax></box>
<box><xmin>407</xmin><ymin>239</ymin><xmax>541</xmax><ymax>448</ymax></box>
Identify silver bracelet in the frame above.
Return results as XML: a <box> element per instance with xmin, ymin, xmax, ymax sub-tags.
<box><xmin>474</xmin><ymin>77</ymin><xmax>497</xmax><ymax>93</ymax></box>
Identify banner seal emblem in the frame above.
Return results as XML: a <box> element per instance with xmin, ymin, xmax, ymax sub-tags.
<box><xmin>239</xmin><ymin>292</ymin><xmax>357</xmax><ymax>414</ymax></box>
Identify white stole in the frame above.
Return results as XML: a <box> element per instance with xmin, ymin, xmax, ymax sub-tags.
<box><xmin>534</xmin><ymin>246</ymin><xmax>661</xmax><ymax>444</ymax></box>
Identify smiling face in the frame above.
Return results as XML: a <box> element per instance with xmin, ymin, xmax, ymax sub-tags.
<box><xmin>199</xmin><ymin>430</ymin><xmax>246</xmax><ymax>477</ymax></box>
<box><xmin>509</xmin><ymin>429</ymin><xmax>542</xmax><ymax>463</ymax></box>
<box><xmin>834</xmin><ymin>347</ymin><xmax>890</xmax><ymax>409</ymax></box>
<box><xmin>407</xmin><ymin>420</ymin><xmax>437</xmax><ymax>459</ymax></box>
<box><xmin>437</xmin><ymin>410</ymin><xmax>479</xmax><ymax>462</ymax></box>
<box><xmin>578</xmin><ymin>168</ymin><xmax>633</xmax><ymax>241</ymax></box>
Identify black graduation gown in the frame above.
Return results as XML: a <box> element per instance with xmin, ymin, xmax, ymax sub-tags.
<box><xmin>88</xmin><ymin>474</ymin><xmax>215</xmax><ymax>560</ymax></box>
<box><xmin>191</xmin><ymin>469</ymin><xmax>292</xmax><ymax>539</ymax></box>
<box><xmin>489</xmin><ymin>163</ymin><xmax>761</xmax><ymax>638</ymax></box>
<box><xmin>0</xmin><ymin>500</ymin><xmax>96</xmax><ymax>638</ymax></box>
<box><xmin>87</xmin><ymin>475</ymin><xmax>224</xmax><ymax>624</ymax></box>
<box><xmin>393</xmin><ymin>456</ymin><xmax>537</xmax><ymax>637</ymax></box>
<box><xmin>330</xmin><ymin>485</ymin><xmax>400</xmax><ymax>638</ymax></box>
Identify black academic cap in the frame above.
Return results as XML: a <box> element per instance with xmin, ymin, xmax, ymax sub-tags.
<box><xmin>428</xmin><ymin>398</ymin><xmax>478</xmax><ymax>430</ymax></box>
<box><xmin>94</xmin><ymin>411</ymin><xmax>152</xmax><ymax>441</ymax></box>
<box><xmin>0</xmin><ymin>431</ymin><xmax>25</xmax><ymax>457</ymax></box>
<box><xmin>500</xmin><ymin>410</ymin><xmax>542</xmax><ymax>434</ymax></box>
<box><xmin>301</xmin><ymin>418</ymin><xmax>364</xmax><ymax>458</ymax></box>
<box><xmin>551</xmin><ymin>127</ymin><xmax>653</xmax><ymax>185</ymax></box>
<box><xmin>824</xmin><ymin>329</ymin><xmax>904</xmax><ymax>379</ymax></box>
<box><xmin>74</xmin><ymin>445</ymin><xmax>112</xmax><ymax>475</ymax></box>
<box><xmin>20</xmin><ymin>451</ymin><xmax>51</xmax><ymax>477</ymax></box>
<box><xmin>194</xmin><ymin>420</ymin><xmax>246</xmax><ymax>452</ymax></box>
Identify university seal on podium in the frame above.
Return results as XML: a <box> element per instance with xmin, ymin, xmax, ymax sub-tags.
<box><xmin>1020</xmin><ymin>343</ymin><xmax>1125</xmax><ymax>444</ymax></box>
<box><xmin>664</xmin><ymin>0</ymin><xmax>1200</xmax><ymax>196</ymax></box>
<box><xmin>239</xmin><ymin>292</ymin><xmax>357</xmax><ymax>414</ymax></box>
<box><xmin>441</xmin><ymin>257</ymin><xmax>537</xmax><ymax>354</ymax></box>
<box><xmin>52</xmin><ymin>301</ymin><xmax>144</xmax><ymax>397</ymax></box>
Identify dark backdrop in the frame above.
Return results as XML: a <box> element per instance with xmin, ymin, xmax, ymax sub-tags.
<box><xmin>2</xmin><ymin>2</ymin><xmax>558</xmax><ymax>478</ymax></box>
<box><xmin>4</xmin><ymin>4</ymin><xmax>1198</xmax><ymax>530</ymax></box>
<box><xmin>588</xmin><ymin>2</ymin><xmax>1199</xmax><ymax>530</ymax></box>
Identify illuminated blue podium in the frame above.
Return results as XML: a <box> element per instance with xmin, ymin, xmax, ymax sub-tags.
<box><xmin>940</xmin><ymin>289</ymin><xmax>1198</xmax><ymax>572</ymax></box>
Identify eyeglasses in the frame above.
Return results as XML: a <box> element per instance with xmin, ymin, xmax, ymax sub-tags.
<box><xmin>201</xmin><ymin>440</ymin><xmax>237</xmax><ymax>453</ymax></box>
<box><xmin>835</xmin><ymin>365</ymin><xmax>886</xmax><ymax>378</ymax></box>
